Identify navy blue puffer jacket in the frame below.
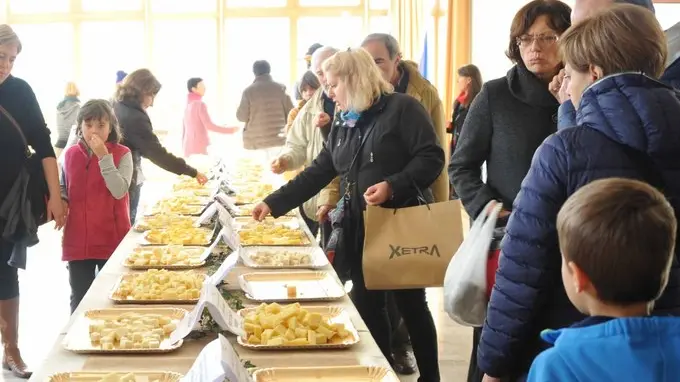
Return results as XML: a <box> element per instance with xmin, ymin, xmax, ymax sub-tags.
<box><xmin>478</xmin><ymin>73</ymin><xmax>680</xmax><ymax>379</ymax></box>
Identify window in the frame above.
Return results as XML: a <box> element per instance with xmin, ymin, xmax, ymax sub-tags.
<box><xmin>369</xmin><ymin>16</ymin><xmax>391</xmax><ymax>34</ymax></box>
<box><xmin>297</xmin><ymin>16</ymin><xmax>363</xmax><ymax>76</ymax></box>
<box><xmin>151</xmin><ymin>20</ymin><xmax>218</xmax><ymax>132</ymax></box>
<box><xmin>81</xmin><ymin>0</ymin><xmax>142</xmax><ymax>11</ymax></box>
<box><xmin>151</xmin><ymin>0</ymin><xmax>216</xmax><ymax>13</ymax></box>
<box><xmin>9</xmin><ymin>0</ymin><xmax>69</xmax><ymax>13</ymax></box>
<box><xmin>299</xmin><ymin>0</ymin><xmax>361</xmax><ymax>6</ymax></box>
<box><xmin>11</xmin><ymin>24</ymin><xmax>75</xmax><ymax>115</ymax></box>
<box><xmin>471</xmin><ymin>0</ymin><xmax>516</xmax><ymax>80</ymax></box>
<box><xmin>10</xmin><ymin>23</ymin><xmax>75</xmax><ymax>138</ymax></box>
<box><xmin>655</xmin><ymin>4</ymin><xmax>680</xmax><ymax>30</ymax></box>
<box><xmin>370</xmin><ymin>0</ymin><xmax>390</xmax><ymax>10</ymax></box>
<box><xmin>224</xmin><ymin>18</ymin><xmax>290</xmax><ymax>125</ymax></box>
<box><xmin>79</xmin><ymin>22</ymin><xmax>146</xmax><ymax>101</ymax></box>
<box><xmin>226</xmin><ymin>0</ymin><xmax>286</xmax><ymax>8</ymax></box>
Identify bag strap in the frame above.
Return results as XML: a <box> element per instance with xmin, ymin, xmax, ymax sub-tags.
<box><xmin>0</xmin><ymin>105</ymin><xmax>31</xmax><ymax>158</ymax></box>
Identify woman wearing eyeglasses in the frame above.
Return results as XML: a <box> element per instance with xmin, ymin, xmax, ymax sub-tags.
<box><xmin>447</xmin><ymin>1</ymin><xmax>571</xmax><ymax>381</ymax></box>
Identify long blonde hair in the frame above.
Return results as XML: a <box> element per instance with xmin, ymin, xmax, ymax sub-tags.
<box><xmin>0</xmin><ymin>24</ymin><xmax>22</xmax><ymax>53</ymax></box>
<box><xmin>322</xmin><ymin>48</ymin><xmax>393</xmax><ymax>112</ymax></box>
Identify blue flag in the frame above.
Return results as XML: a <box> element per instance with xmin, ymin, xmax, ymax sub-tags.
<box><xmin>419</xmin><ymin>32</ymin><xmax>430</xmax><ymax>80</ymax></box>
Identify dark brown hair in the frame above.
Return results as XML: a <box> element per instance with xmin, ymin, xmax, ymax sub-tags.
<box><xmin>560</xmin><ymin>3</ymin><xmax>667</xmax><ymax>78</ymax></box>
<box><xmin>298</xmin><ymin>70</ymin><xmax>321</xmax><ymax>94</ymax></box>
<box><xmin>507</xmin><ymin>0</ymin><xmax>571</xmax><ymax>64</ymax></box>
<box><xmin>457</xmin><ymin>64</ymin><xmax>482</xmax><ymax>107</ymax></box>
<box><xmin>115</xmin><ymin>68</ymin><xmax>162</xmax><ymax>104</ymax></box>
<box><xmin>557</xmin><ymin>178</ymin><xmax>677</xmax><ymax>305</ymax></box>
<box><xmin>76</xmin><ymin>99</ymin><xmax>122</xmax><ymax>143</ymax></box>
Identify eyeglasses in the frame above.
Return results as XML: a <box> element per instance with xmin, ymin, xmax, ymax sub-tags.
<box><xmin>516</xmin><ymin>34</ymin><xmax>559</xmax><ymax>47</ymax></box>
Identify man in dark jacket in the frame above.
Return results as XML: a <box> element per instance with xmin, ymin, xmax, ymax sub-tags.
<box><xmin>552</xmin><ymin>0</ymin><xmax>680</xmax><ymax>128</ymax></box>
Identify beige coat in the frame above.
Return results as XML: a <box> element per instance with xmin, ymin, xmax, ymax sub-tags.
<box><xmin>237</xmin><ymin>74</ymin><xmax>294</xmax><ymax>150</ymax></box>
<box><xmin>401</xmin><ymin>60</ymin><xmax>449</xmax><ymax>202</ymax></box>
<box><xmin>280</xmin><ymin>88</ymin><xmax>340</xmax><ymax>219</ymax></box>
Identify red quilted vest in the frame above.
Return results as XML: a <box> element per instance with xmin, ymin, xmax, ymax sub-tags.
<box><xmin>62</xmin><ymin>141</ymin><xmax>131</xmax><ymax>262</ymax></box>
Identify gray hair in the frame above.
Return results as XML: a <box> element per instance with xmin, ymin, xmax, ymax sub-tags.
<box><xmin>311</xmin><ymin>46</ymin><xmax>339</xmax><ymax>72</ymax></box>
<box><xmin>361</xmin><ymin>33</ymin><xmax>401</xmax><ymax>60</ymax></box>
<box><xmin>0</xmin><ymin>24</ymin><xmax>22</xmax><ymax>54</ymax></box>
<box><xmin>614</xmin><ymin>0</ymin><xmax>655</xmax><ymax>13</ymax></box>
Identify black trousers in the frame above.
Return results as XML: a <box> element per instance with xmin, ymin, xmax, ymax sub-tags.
<box><xmin>0</xmin><ymin>240</ymin><xmax>19</xmax><ymax>300</ymax></box>
<box><xmin>468</xmin><ymin>326</ymin><xmax>483</xmax><ymax>382</ymax></box>
<box><xmin>350</xmin><ymin>264</ymin><xmax>440</xmax><ymax>382</ymax></box>
<box><xmin>319</xmin><ymin>219</ymin><xmax>332</xmax><ymax>250</ymax></box>
<box><xmin>68</xmin><ymin>259</ymin><xmax>107</xmax><ymax>313</ymax></box>
<box><xmin>299</xmin><ymin>206</ymin><xmax>319</xmax><ymax>238</ymax></box>
<box><xmin>387</xmin><ymin>291</ymin><xmax>411</xmax><ymax>349</ymax></box>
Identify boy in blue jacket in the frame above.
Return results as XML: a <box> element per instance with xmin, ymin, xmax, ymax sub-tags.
<box><xmin>528</xmin><ymin>178</ymin><xmax>680</xmax><ymax>381</ymax></box>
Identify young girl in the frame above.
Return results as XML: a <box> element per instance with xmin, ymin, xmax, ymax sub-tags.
<box><xmin>285</xmin><ymin>70</ymin><xmax>321</xmax><ymax>135</ymax></box>
<box><xmin>61</xmin><ymin>99</ymin><xmax>133</xmax><ymax>313</ymax></box>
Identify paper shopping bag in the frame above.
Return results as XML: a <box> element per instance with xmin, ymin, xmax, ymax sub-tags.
<box><xmin>362</xmin><ymin>200</ymin><xmax>464</xmax><ymax>290</ymax></box>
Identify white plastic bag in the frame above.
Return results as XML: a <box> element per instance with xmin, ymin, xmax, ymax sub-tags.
<box><xmin>443</xmin><ymin>201</ymin><xmax>502</xmax><ymax>327</ymax></box>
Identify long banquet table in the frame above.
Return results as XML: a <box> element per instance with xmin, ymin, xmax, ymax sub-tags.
<box><xmin>30</xmin><ymin>182</ymin><xmax>392</xmax><ymax>381</ymax></box>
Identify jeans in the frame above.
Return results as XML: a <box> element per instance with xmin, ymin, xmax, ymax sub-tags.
<box><xmin>0</xmin><ymin>240</ymin><xmax>19</xmax><ymax>300</ymax></box>
<box><xmin>68</xmin><ymin>259</ymin><xmax>107</xmax><ymax>313</ymax></box>
<box><xmin>129</xmin><ymin>183</ymin><xmax>143</xmax><ymax>225</ymax></box>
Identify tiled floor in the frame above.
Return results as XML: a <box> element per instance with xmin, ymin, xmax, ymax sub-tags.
<box><xmin>0</xmin><ymin>224</ymin><xmax>473</xmax><ymax>381</ymax></box>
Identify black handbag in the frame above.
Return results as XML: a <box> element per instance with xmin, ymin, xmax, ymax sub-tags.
<box><xmin>0</xmin><ymin>105</ymin><xmax>50</xmax><ymax>228</ymax></box>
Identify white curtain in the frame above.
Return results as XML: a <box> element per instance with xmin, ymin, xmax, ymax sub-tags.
<box><xmin>389</xmin><ymin>0</ymin><xmax>425</xmax><ymax>61</ymax></box>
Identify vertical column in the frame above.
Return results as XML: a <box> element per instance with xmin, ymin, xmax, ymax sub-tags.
<box><xmin>217</xmin><ymin>0</ymin><xmax>225</xmax><ymax>122</ymax></box>
<box><xmin>143</xmin><ymin>0</ymin><xmax>153</xmax><ymax>67</ymax></box>
<box><xmin>72</xmin><ymin>0</ymin><xmax>82</xmax><ymax>84</ymax></box>
<box><xmin>362</xmin><ymin>0</ymin><xmax>369</xmax><ymax>35</ymax></box>
<box><xmin>0</xmin><ymin>0</ymin><xmax>8</xmax><ymax>24</ymax></box>
<box><xmin>443</xmin><ymin>0</ymin><xmax>471</xmax><ymax>120</ymax></box>
<box><xmin>433</xmin><ymin>1</ymin><xmax>440</xmax><ymax>89</ymax></box>
<box><xmin>289</xmin><ymin>0</ymin><xmax>299</xmax><ymax>89</ymax></box>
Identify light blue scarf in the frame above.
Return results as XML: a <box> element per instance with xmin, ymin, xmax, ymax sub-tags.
<box><xmin>340</xmin><ymin>109</ymin><xmax>361</xmax><ymax>127</ymax></box>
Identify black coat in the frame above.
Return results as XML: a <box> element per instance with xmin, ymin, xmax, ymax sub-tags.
<box><xmin>0</xmin><ymin>76</ymin><xmax>54</xmax><ymax>206</ymax></box>
<box><xmin>448</xmin><ymin>64</ymin><xmax>558</xmax><ymax>219</ymax></box>
<box><xmin>264</xmin><ymin>93</ymin><xmax>444</xmax><ymax>263</ymax></box>
<box><xmin>449</xmin><ymin>100</ymin><xmax>469</xmax><ymax>154</ymax></box>
<box><xmin>114</xmin><ymin>99</ymin><xmax>197</xmax><ymax>187</ymax></box>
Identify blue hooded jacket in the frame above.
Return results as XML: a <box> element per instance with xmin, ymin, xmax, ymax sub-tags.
<box><xmin>558</xmin><ymin>59</ymin><xmax>680</xmax><ymax>128</ymax></box>
<box><xmin>528</xmin><ymin>317</ymin><xmax>680</xmax><ymax>381</ymax></box>
<box><xmin>478</xmin><ymin>73</ymin><xmax>680</xmax><ymax>378</ymax></box>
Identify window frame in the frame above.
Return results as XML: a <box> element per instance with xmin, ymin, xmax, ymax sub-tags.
<box><xmin>6</xmin><ymin>0</ymin><xmax>459</xmax><ymax>126</ymax></box>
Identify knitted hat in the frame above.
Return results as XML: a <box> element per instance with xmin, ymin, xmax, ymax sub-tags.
<box><xmin>617</xmin><ymin>0</ymin><xmax>655</xmax><ymax>13</ymax></box>
<box><xmin>306</xmin><ymin>43</ymin><xmax>323</xmax><ymax>56</ymax></box>
<box><xmin>116</xmin><ymin>70</ymin><xmax>128</xmax><ymax>84</ymax></box>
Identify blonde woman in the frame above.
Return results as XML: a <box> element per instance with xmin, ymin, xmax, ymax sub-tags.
<box><xmin>252</xmin><ymin>48</ymin><xmax>443</xmax><ymax>382</ymax></box>
<box><xmin>0</xmin><ymin>24</ymin><xmax>66</xmax><ymax>379</ymax></box>
<box><xmin>55</xmin><ymin>81</ymin><xmax>80</xmax><ymax>157</ymax></box>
